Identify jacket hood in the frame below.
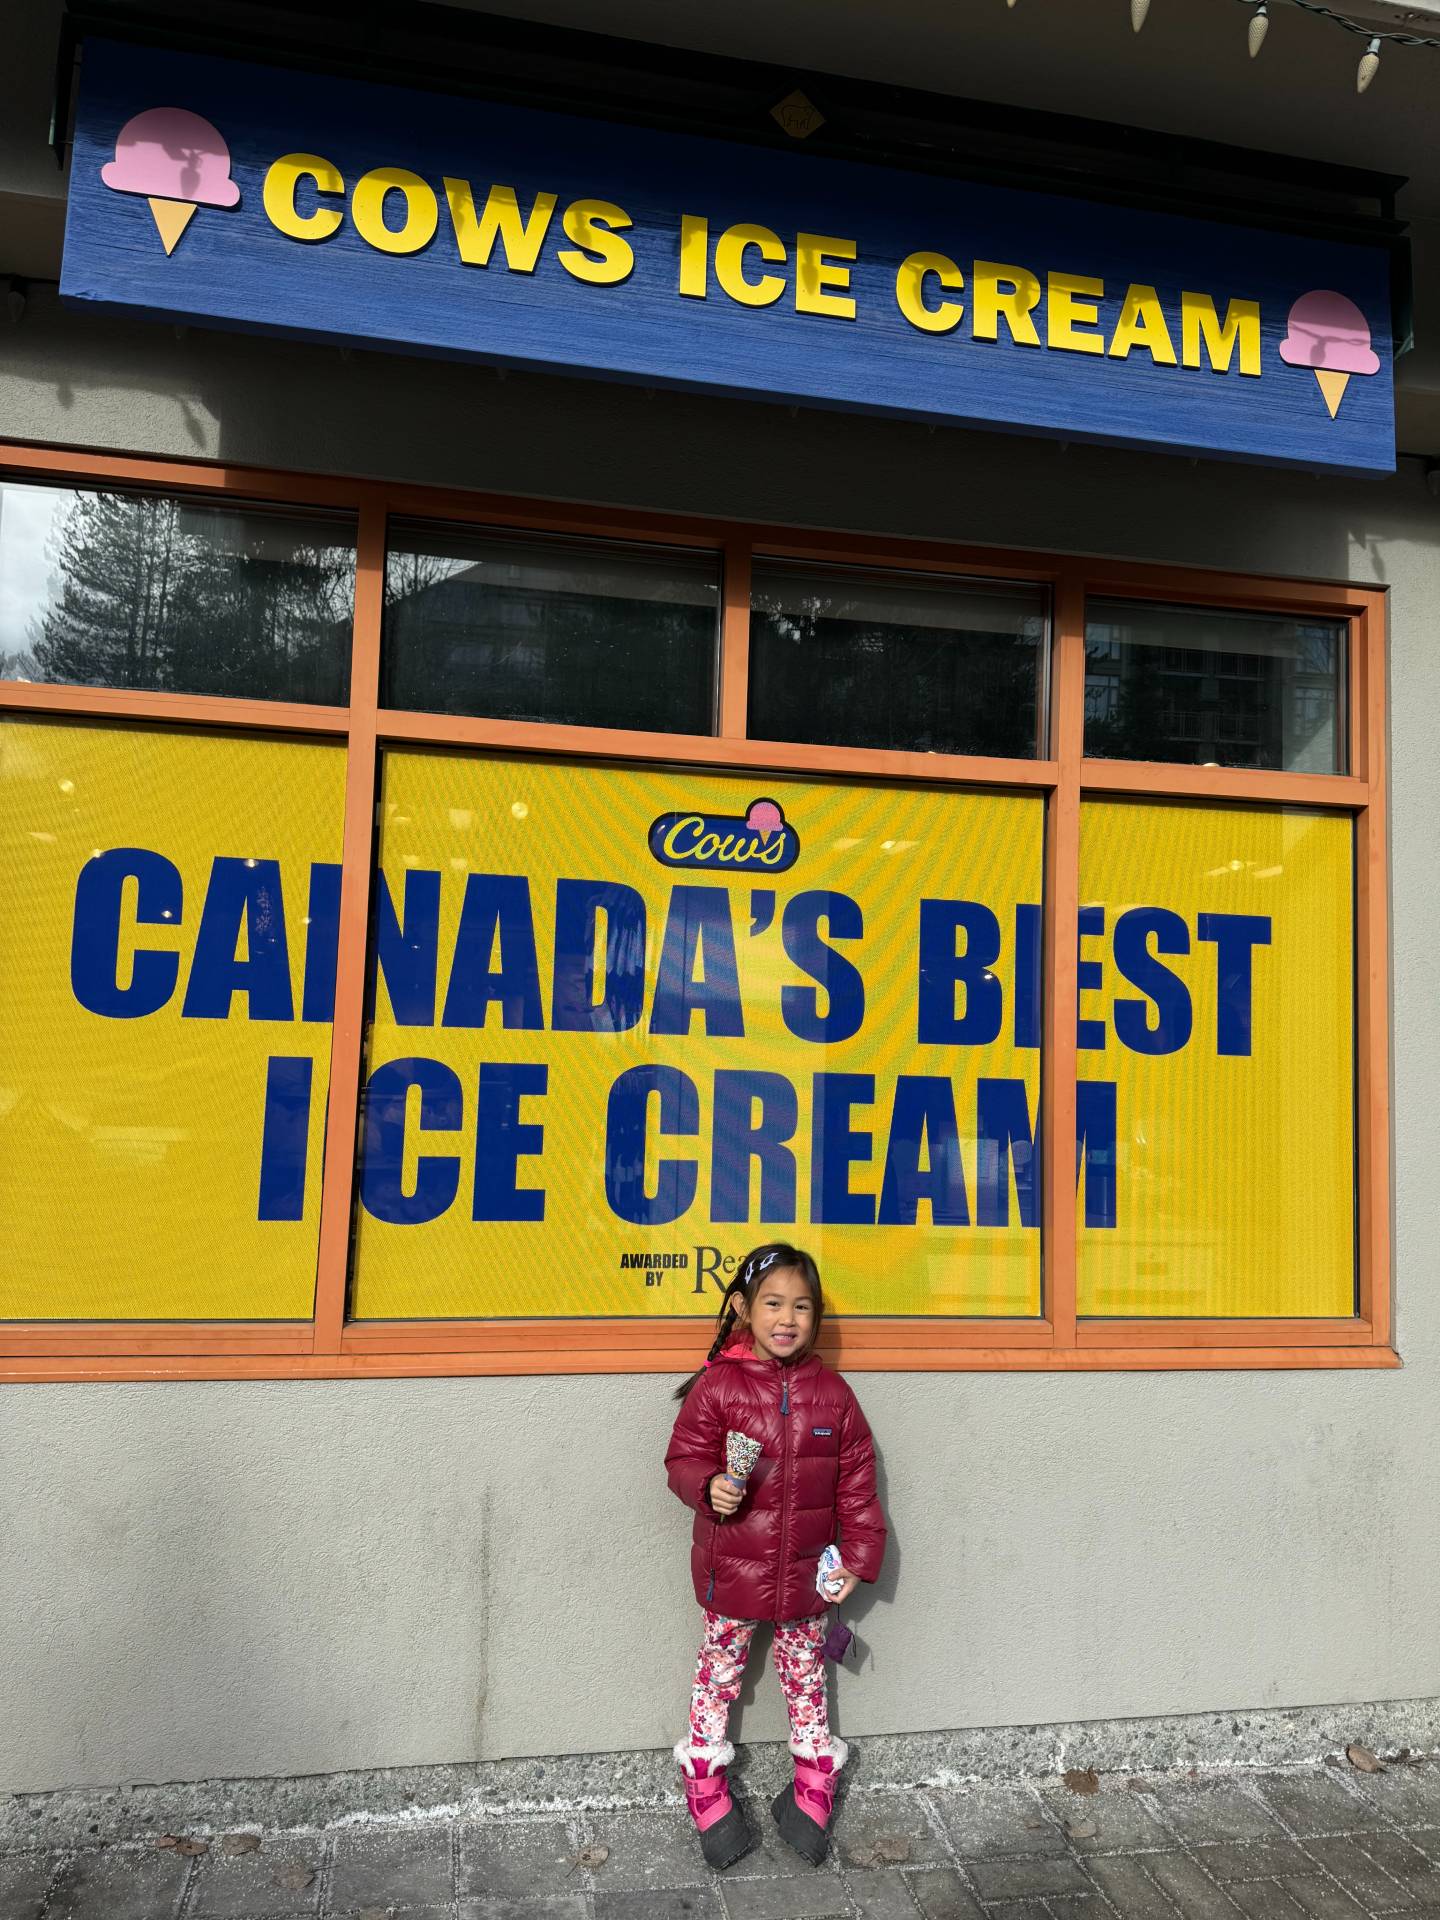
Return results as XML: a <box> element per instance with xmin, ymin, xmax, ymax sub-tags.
<box><xmin>711</xmin><ymin>1329</ymin><xmax>823</xmax><ymax>1376</ymax></box>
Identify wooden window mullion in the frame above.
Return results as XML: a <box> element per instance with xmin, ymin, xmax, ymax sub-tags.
<box><xmin>310</xmin><ymin>492</ymin><xmax>387</xmax><ymax>1354</ymax></box>
<box><xmin>717</xmin><ymin>536</ymin><xmax>753</xmax><ymax>739</ymax></box>
<box><xmin>1044</xmin><ymin>573</ymin><xmax>1087</xmax><ymax>1348</ymax></box>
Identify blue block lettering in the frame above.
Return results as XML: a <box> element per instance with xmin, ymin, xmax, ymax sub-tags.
<box><xmin>710</xmin><ymin>1069</ymin><xmax>799</xmax><ymax>1223</ymax></box>
<box><xmin>1113</xmin><ymin>907</ymin><xmax>1192</xmax><ymax>1055</ymax></box>
<box><xmin>473</xmin><ymin>1062</ymin><xmax>547</xmax><ymax>1222</ymax></box>
<box><xmin>780</xmin><ymin>891</ymin><xmax>864</xmax><ymax>1043</ymax></box>
<box><xmin>918</xmin><ymin>901</ymin><xmax>1002</xmax><ymax>1045</ymax></box>
<box><xmin>878</xmin><ymin>1075</ymin><xmax>968</xmax><ymax>1226</ymax></box>
<box><xmin>359</xmin><ymin>1056</ymin><xmax>462</xmax><ymax>1225</ymax></box>
<box><xmin>811</xmin><ymin>1072</ymin><xmax>876</xmax><ymax>1225</ymax></box>
<box><xmin>301</xmin><ymin>863</ymin><xmax>342</xmax><ymax>1024</ymax></box>
<box><xmin>976</xmin><ymin>1077</ymin><xmax>1037</xmax><ymax>1228</ymax></box>
<box><xmin>1014</xmin><ymin>903</ymin><xmax>1042</xmax><ymax>1050</ymax></box>
<box><xmin>372</xmin><ymin>867</ymin><xmax>441</xmax><ymax>1027</ymax></box>
<box><xmin>70</xmin><ymin>846</ymin><xmax>181</xmax><ymax>1019</ymax></box>
<box><xmin>551</xmin><ymin>879</ymin><xmax>647</xmax><ymax>1033</ymax></box>
<box><xmin>650</xmin><ymin>886</ymin><xmax>744</xmax><ymax>1037</ymax></box>
<box><xmin>182</xmin><ymin>857</ymin><xmax>293</xmax><ymax>1021</ymax></box>
<box><xmin>256</xmin><ymin>1056</ymin><xmax>313</xmax><ymax>1222</ymax></box>
<box><xmin>1197</xmin><ymin>912</ymin><xmax>1272</xmax><ymax>1056</ymax></box>
<box><xmin>442</xmin><ymin>873</ymin><xmax>544</xmax><ymax>1030</ymax></box>
<box><xmin>1077</xmin><ymin>905</ymin><xmax>1106</xmax><ymax>1051</ymax></box>
<box><xmin>604</xmin><ymin>1064</ymin><xmax>699</xmax><ymax>1226</ymax></box>
<box><xmin>1076</xmin><ymin>1079</ymin><xmax>1118</xmax><ymax>1229</ymax></box>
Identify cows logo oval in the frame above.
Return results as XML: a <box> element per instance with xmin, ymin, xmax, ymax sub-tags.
<box><xmin>648</xmin><ymin>797</ymin><xmax>800</xmax><ymax>872</ymax></box>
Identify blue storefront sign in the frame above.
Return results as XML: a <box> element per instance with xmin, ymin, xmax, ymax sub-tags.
<box><xmin>61</xmin><ymin>38</ymin><xmax>1397</xmax><ymax>473</ymax></box>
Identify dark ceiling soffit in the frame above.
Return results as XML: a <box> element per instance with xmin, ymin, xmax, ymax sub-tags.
<box><xmin>55</xmin><ymin>0</ymin><xmax>1408</xmax><ymax>251</ymax></box>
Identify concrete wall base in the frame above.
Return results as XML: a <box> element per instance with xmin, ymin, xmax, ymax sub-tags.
<box><xmin>5</xmin><ymin>1700</ymin><xmax>1438</xmax><ymax>1852</ymax></box>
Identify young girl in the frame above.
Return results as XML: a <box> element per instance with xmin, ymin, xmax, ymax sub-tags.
<box><xmin>664</xmin><ymin>1242</ymin><xmax>887</xmax><ymax>1871</ymax></box>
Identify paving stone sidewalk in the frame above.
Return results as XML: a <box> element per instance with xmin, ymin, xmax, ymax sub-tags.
<box><xmin>6</xmin><ymin>1757</ymin><xmax>1440</xmax><ymax>1920</ymax></box>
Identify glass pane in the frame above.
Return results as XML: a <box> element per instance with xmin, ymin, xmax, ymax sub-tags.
<box><xmin>748</xmin><ymin>563</ymin><xmax>1045</xmax><ymax>758</ymax></box>
<box><xmin>1077</xmin><ymin>799</ymin><xmax>1355</xmax><ymax>1318</ymax></box>
<box><xmin>382</xmin><ymin>522</ymin><xmax>720</xmax><ymax>733</ymax></box>
<box><xmin>0</xmin><ymin>718</ymin><xmax>346</xmax><ymax>1319</ymax></box>
<box><xmin>350</xmin><ymin>754</ymin><xmax>1043</xmax><ymax>1319</ymax></box>
<box><xmin>1084</xmin><ymin>598</ymin><xmax>1345</xmax><ymax>772</ymax></box>
<box><xmin>0</xmin><ymin>481</ymin><xmax>354</xmax><ymax>704</ymax></box>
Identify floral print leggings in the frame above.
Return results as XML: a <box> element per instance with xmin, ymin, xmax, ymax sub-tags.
<box><xmin>688</xmin><ymin>1610</ymin><xmax>831</xmax><ymax>1759</ymax></box>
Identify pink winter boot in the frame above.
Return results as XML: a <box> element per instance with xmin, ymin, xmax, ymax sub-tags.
<box><xmin>770</xmin><ymin>1736</ymin><xmax>849</xmax><ymax>1865</ymax></box>
<box><xmin>674</xmin><ymin>1740</ymin><xmax>753</xmax><ymax>1870</ymax></box>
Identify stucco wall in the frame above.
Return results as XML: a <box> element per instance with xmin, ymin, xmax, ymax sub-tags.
<box><xmin>3</xmin><ymin>294</ymin><xmax>1440</xmax><ymax>1794</ymax></box>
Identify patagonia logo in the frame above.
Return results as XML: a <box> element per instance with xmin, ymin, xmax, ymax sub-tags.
<box><xmin>648</xmin><ymin>797</ymin><xmax>799</xmax><ymax>873</ymax></box>
<box><xmin>812</xmin><ymin>1426</ymin><xmax>834</xmax><ymax>1437</ymax></box>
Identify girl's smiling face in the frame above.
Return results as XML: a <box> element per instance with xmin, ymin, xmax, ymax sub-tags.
<box><xmin>739</xmin><ymin>1266</ymin><xmax>816</xmax><ymax>1364</ymax></box>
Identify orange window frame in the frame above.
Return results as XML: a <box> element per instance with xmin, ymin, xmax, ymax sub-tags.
<box><xmin>0</xmin><ymin>441</ymin><xmax>1394</xmax><ymax>1381</ymax></box>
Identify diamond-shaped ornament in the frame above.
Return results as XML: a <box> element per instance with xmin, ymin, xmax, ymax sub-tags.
<box><xmin>771</xmin><ymin>90</ymin><xmax>825</xmax><ymax>140</ymax></box>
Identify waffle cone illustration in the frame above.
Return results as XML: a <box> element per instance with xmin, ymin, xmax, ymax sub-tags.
<box><xmin>146</xmin><ymin>196</ymin><xmax>199</xmax><ymax>255</ymax></box>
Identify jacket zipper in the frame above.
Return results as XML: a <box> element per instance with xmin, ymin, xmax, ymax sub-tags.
<box><xmin>774</xmin><ymin>1366</ymin><xmax>792</xmax><ymax>1619</ymax></box>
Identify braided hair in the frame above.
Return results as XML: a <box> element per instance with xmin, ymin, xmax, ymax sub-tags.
<box><xmin>673</xmin><ymin>1242</ymin><xmax>824</xmax><ymax>1399</ymax></box>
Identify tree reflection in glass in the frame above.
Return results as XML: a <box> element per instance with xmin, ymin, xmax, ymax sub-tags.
<box><xmin>0</xmin><ymin>481</ymin><xmax>355</xmax><ymax>704</ymax></box>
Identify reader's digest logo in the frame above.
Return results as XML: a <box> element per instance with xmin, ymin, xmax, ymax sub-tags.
<box><xmin>100</xmin><ymin>107</ymin><xmax>240</xmax><ymax>254</ymax></box>
<box><xmin>648</xmin><ymin>797</ymin><xmax>800</xmax><ymax>873</ymax></box>
<box><xmin>1279</xmin><ymin>290</ymin><xmax>1380</xmax><ymax>419</ymax></box>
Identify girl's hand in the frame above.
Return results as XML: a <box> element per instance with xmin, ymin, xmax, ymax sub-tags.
<box><xmin>829</xmin><ymin>1566</ymin><xmax>860</xmax><ymax>1604</ymax></box>
<box><xmin>709</xmin><ymin>1473</ymin><xmax>743</xmax><ymax>1516</ymax></box>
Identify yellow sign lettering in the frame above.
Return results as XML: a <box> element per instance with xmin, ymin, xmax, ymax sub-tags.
<box><xmin>351</xmin><ymin>166</ymin><xmax>439</xmax><ymax>256</ymax></box>
<box><xmin>971</xmin><ymin>262</ymin><xmax>1043</xmax><ymax>347</ymax></box>
<box><xmin>678</xmin><ymin>214</ymin><xmax>709</xmax><ymax>298</ymax></box>
<box><xmin>1108</xmin><ymin>283</ymin><xmax>1178</xmax><ymax>364</ymax></box>
<box><xmin>1181</xmin><ymin>291</ymin><xmax>1262</xmax><ymax>376</ymax></box>
<box><xmin>557</xmin><ymin>199</ymin><xmax>635</xmax><ymax>285</ymax></box>
<box><xmin>895</xmin><ymin>251</ymin><xmax>964</xmax><ymax>334</ymax></box>
<box><xmin>714</xmin><ymin>223</ymin><xmax>787</xmax><ymax>308</ymax></box>
<box><xmin>262</xmin><ymin>152</ymin><xmax>345</xmax><ymax>243</ymax></box>
<box><xmin>444</xmin><ymin>180</ymin><xmax>557</xmax><ymax>272</ymax></box>
<box><xmin>795</xmin><ymin>233</ymin><xmax>857</xmax><ymax>319</ymax></box>
<box><xmin>1047</xmin><ymin>271</ymin><xmax>1106</xmax><ymax>355</ymax></box>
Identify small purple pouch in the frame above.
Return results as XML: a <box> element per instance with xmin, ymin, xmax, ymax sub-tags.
<box><xmin>822</xmin><ymin>1615</ymin><xmax>854</xmax><ymax>1663</ymax></box>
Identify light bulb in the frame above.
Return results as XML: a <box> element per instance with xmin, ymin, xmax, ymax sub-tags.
<box><xmin>1248</xmin><ymin>2</ymin><xmax>1269</xmax><ymax>57</ymax></box>
<box><xmin>1357</xmin><ymin>35</ymin><xmax>1381</xmax><ymax>91</ymax></box>
<box><xmin>1131</xmin><ymin>0</ymin><xmax>1151</xmax><ymax>29</ymax></box>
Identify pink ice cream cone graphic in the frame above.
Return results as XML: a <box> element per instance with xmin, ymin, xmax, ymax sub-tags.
<box><xmin>745</xmin><ymin>799</ymin><xmax>785</xmax><ymax>844</ymax></box>
<box><xmin>100</xmin><ymin>107</ymin><xmax>240</xmax><ymax>254</ymax></box>
<box><xmin>1279</xmin><ymin>290</ymin><xmax>1380</xmax><ymax>420</ymax></box>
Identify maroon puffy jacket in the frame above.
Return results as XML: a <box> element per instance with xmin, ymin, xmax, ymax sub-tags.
<box><xmin>665</xmin><ymin>1337</ymin><xmax>887</xmax><ymax>1623</ymax></box>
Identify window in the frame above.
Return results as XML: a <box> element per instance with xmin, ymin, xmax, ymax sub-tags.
<box><xmin>749</xmin><ymin>563</ymin><xmax>1044</xmax><ymax>759</ymax></box>
<box><xmin>0</xmin><ymin>479</ymin><xmax>355</xmax><ymax>704</ymax></box>
<box><xmin>1084</xmin><ymin>599</ymin><xmax>1345</xmax><ymax>773</ymax></box>
<box><xmin>1076</xmin><ymin>800</ymin><xmax>1354</xmax><ymax>1318</ymax></box>
<box><xmin>382</xmin><ymin>523</ymin><xmax>720</xmax><ymax>734</ymax></box>
<box><xmin>350</xmin><ymin>751</ymin><xmax>1044</xmax><ymax>1320</ymax></box>
<box><xmin>0</xmin><ymin>447</ymin><xmax>1391</xmax><ymax>1378</ymax></box>
<box><xmin>0</xmin><ymin>716</ymin><xmax>345</xmax><ymax>1319</ymax></box>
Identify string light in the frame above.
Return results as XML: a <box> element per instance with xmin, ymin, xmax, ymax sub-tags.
<box><xmin>1231</xmin><ymin>0</ymin><xmax>1440</xmax><ymax>91</ymax></box>
<box><xmin>1131</xmin><ymin>0</ymin><xmax>1151</xmax><ymax>30</ymax></box>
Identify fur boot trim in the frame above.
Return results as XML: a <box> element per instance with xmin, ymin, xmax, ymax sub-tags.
<box><xmin>788</xmin><ymin>1733</ymin><xmax>848</xmax><ymax>1770</ymax></box>
<box><xmin>674</xmin><ymin>1738</ymin><xmax>736</xmax><ymax>1775</ymax></box>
